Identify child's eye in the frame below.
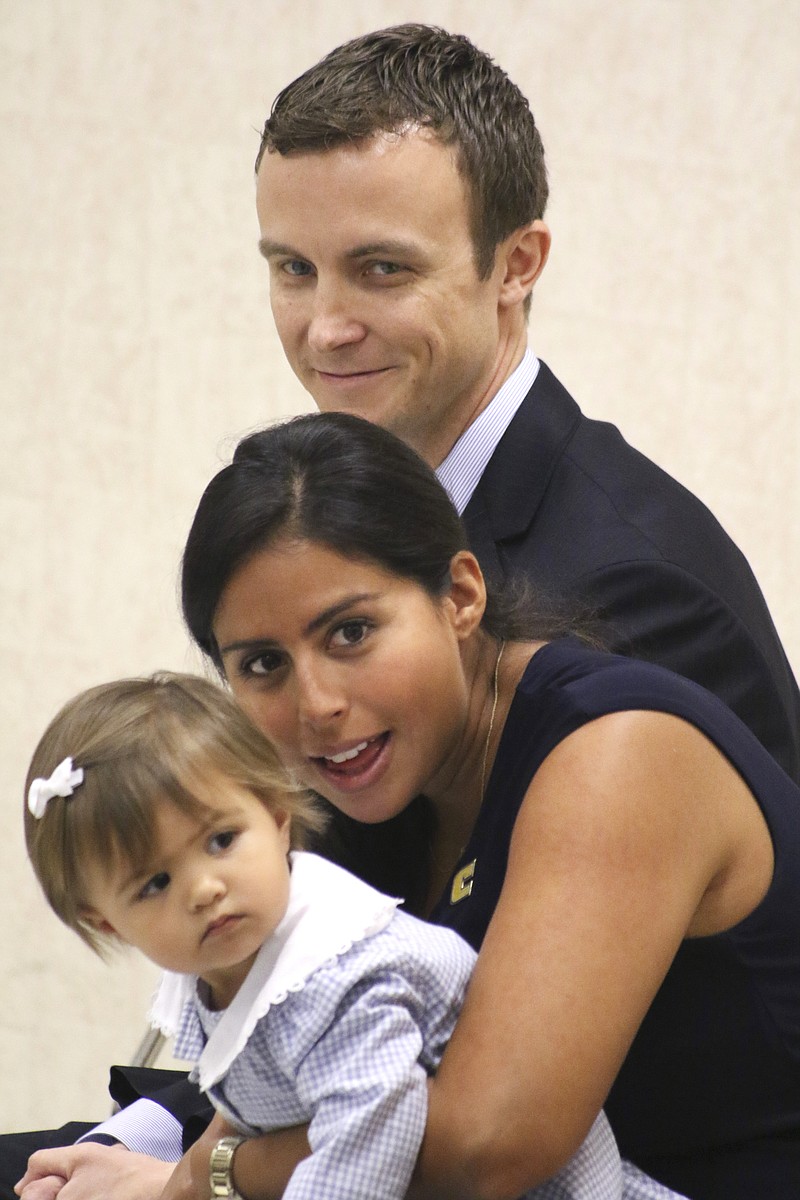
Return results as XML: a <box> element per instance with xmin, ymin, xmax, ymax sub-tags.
<box><xmin>209</xmin><ymin>830</ymin><xmax>237</xmax><ymax>854</ymax></box>
<box><xmin>138</xmin><ymin>872</ymin><xmax>170</xmax><ymax>900</ymax></box>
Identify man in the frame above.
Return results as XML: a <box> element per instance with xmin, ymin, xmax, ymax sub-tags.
<box><xmin>253</xmin><ymin>23</ymin><xmax>800</xmax><ymax>778</ymax></box>
<box><xmin>12</xmin><ymin>22</ymin><xmax>800</xmax><ymax>1200</ymax></box>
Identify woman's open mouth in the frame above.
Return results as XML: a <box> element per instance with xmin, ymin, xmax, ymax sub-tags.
<box><xmin>312</xmin><ymin>732</ymin><xmax>391</xmax><ymax>788</ymax></box>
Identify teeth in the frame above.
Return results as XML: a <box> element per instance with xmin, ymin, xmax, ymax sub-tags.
<box><xmin>327</xmin><ymin>741</ymin><xmax>369</xmax><ymax>764</ymax></box>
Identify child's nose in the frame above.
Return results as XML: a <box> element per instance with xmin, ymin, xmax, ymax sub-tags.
<box><xmin>190</xmin><ymin>871</ymin><xmax>225</xmax><ymax>911</ymax></box>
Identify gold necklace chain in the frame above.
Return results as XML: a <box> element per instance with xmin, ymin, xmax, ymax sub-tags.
<box><xmin>480</xmin><ymin>640</ymin><xmax>506</xmax><ymax>799</ymax></box>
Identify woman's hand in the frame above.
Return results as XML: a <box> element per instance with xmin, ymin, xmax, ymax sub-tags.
<box><xmin>157</xmin><ymin>1113</ymin><xmax>236</xmax><ymax>1200</ymax></box>
<box><xmin>157</xmin><ymin>1122</ymin><xmax>221</xmax><ymax>1200</ymax></box>
<box><xmin>15</xmin><ymin>1143</ymin><xmax>173</xmax><ymax>1200</ymax></box>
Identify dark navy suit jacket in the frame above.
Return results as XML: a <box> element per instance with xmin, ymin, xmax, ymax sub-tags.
<box><xmin>464</xmin><ymin>361</ymin><xmax>800</xmax><ymax>782</ymax></box>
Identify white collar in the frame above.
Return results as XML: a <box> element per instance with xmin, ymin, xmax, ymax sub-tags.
<box><xmin>149</xmin><ymin>852</ymin><xmax>401</xmax><ymax>1089</ymax></box>
<box><xmin>436</xmin><ymin>350</ymin><xmax>540</xmax><ymax>515</ymax></box>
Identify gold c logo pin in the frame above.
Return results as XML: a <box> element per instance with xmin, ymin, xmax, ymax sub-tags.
<box><xmin>450</xmin><ymin>859</ymin><xmax>477</xmax><ymax>905</ymax></box>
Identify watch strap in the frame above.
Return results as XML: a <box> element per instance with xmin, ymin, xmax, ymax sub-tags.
<box><xmin>209</xmin><ymin>1135</ymin><xmax>246</xmax><ymax>1199</ymax></box>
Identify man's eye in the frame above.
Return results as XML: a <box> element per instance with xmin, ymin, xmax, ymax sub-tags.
<box><xmin>368</xmin><ymin>261</ymin><xmax>403</xmax><ymax>276</ymax></box>
<box><xmin>281</xmin><ymin>259</ymin><xmax>314</xmax><ymax>277</ymax></box>
<box><xmin>139</xmin><ymin>872</ymin><xmax>170</xmax><ymax>900</ymax></box>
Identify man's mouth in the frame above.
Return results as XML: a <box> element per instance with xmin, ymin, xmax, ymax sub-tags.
<box><xmin>315</xmin><ymin>366</ymin><xmax>392</xmax><ymax>383</ymax></box>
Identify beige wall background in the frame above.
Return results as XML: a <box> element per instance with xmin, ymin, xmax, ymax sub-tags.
<box><xmin>2</xmin><ymin>0</ymin><xmax>798</xmax><ymax>1133</ymax></box>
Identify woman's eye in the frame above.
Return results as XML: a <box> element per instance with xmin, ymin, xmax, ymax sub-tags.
<box><xmin>209</xmin><ymin>830</ymin><xmax>237</xmax><ymax>854</ymax></box>
<box><xmin>138</xmin><ymin>872</ymin><xmax>170</xmax><ymax>900</ymax></box>
<box><xmin>242</xmin><ymin>649</ymin><xmax>285</xmax><ymax>677</ymax></box>
<box><xmin>330</xmin><ymin>619</ymin><xmax>371</xmax><ymax>648</ymax></box>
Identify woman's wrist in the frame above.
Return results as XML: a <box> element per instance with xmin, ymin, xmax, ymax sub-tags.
<box><xmin>228</xmin><ymin>1126</ymin><xmax>310</xmax><ymax>1200</ymax></box>
<box><xmin>209</xmin><ymin>1135</ymin><xmax>246</xmax><ymax>1198</ymax></box>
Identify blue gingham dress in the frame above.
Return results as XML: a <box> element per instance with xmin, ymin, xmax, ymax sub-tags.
<box><xmin>150</xmin><ymin>853</ymin><xmax>686</xmax><ymax>1200</ymax></box>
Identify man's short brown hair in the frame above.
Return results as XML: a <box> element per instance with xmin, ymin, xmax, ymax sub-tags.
<box><xmin>256</xmin><ymin>24</ymin><xmax>548</xmax><ymax>279</ymax></box>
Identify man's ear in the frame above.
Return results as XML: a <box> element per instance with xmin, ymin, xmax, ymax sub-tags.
<box><xmin>497</xmin><ymin>220</ymin><xmax>551</xmax><ymax>309</ymax></box>
<box><xmin>444</xmin><ymin>551</ymin><xmax>486</xmax><ymax>640</ymax></box>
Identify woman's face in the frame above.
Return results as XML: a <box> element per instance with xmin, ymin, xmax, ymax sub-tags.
<box><xmin>212</xmin><ymin>539</ymin><xmax>483</xmax><ymax>824</ymax></box>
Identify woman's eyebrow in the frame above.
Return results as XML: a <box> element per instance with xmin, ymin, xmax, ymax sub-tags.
<box><xmin>303</xmin><ymin>593</ymin><xmax>378</xmax><ymax>635</ymax></box>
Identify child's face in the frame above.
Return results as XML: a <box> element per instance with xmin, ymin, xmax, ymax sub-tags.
<box><xmin>82</xmin><ymin>775</ymin><xmax>292</xmax><ymax>1008</ymax></box>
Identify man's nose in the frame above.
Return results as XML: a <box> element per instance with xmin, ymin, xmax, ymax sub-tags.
<box><xmin>307</xmin><ymin>281</ymin><xmax>367</xmax><ymax>354</ymax></box>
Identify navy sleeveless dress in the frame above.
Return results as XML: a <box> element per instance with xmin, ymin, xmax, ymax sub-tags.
<box><xmin>430</xmin><ymin>638</ymin><xmax>800</xmax><ymax>1198</ymax></box>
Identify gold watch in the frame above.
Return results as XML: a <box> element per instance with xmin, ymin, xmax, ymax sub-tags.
<box><xmin>209</xmin><ymin>1135</ymin><xmax>246</xmax><ymax>1199</ymax></box>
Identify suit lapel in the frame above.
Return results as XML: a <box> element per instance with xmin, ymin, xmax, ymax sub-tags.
<box><xmin>461</xmin><ymin>363</ymin><xmax>582</xmax><ymax>586</ymax></box>
<box><xmin>461</xmin><ymin>487</ymin><xmax>505</xmax><ymax>586</ymax></box>
<box><xmin>463</xmin><ymin>363</ymin><xmax>581</xmax><ymax>558</ymax></box>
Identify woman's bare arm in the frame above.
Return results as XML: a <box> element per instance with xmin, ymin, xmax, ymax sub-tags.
<box><xmin>415</xmin><ymin>710</ymin><xmax>773</xmax><ymax>1200</ymax></box>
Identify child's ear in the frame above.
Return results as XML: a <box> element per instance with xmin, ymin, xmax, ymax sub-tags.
<box><xmin>273</xmin><ymin>807</ymin><xmax>292</xmax><ymax>853</ymax></box>
<box><xmin>79</xmin><ymin>906</ymin><xmax>120</xmax><ymax>939</ymax></box>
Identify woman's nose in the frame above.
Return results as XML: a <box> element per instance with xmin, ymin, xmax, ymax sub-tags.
<box><xmin>296</xmin><ymin>663</ymin><xmax>348</xmax><ymax>728</ymax></box>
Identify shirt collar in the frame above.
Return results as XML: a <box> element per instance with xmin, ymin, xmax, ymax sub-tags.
<box><xmin>150</xmin><ymin>852</ymin><xmax>400</xmax><ymax>1089</ymax></box>
<box><xmin>436</xmin><ymin>351</ymin><xmax>539</xmax><ymax>515</ymax></box>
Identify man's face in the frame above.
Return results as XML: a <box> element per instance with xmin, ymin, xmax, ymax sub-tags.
<box><xmin>255</xmin><ymin>130</ymin><xmax>524</xmax><ymax>466</ymax></box>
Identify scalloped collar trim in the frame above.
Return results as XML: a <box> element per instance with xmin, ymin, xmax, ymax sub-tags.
<box><xmin>149</xmin><ymin>852</ymin><xmax>401</xmax><ymax>1089</ymax></box>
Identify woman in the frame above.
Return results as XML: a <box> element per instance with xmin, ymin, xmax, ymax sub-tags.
<box><xmin>174</xmin><ymin>411</ymin><xmax>800</xmax><ymax>1199</ymax></box>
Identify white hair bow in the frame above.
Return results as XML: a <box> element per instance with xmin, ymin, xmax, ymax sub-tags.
<box><xmin>28</xmin><ymin>756</ymin><xmax>85</xmax><ymax>819</ymax></box>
